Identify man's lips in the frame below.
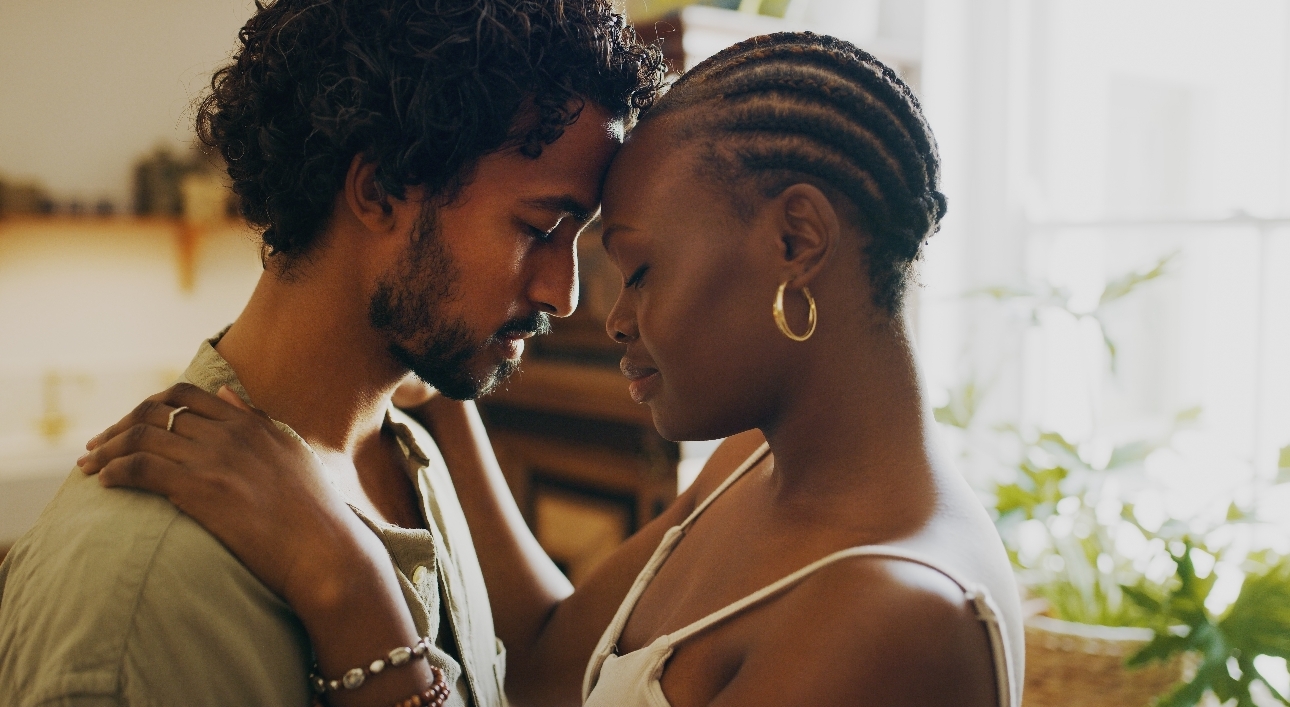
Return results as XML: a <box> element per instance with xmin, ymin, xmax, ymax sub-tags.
<box><xmin>620</xmin><ymin>359</ymin><xmax>661</xmax><ymax>403</ymax></box>
<box><xmin>492</xmin><ymin>331</ymin><xmax>536</xmax><ymax>360</ymax></box>
<box><xmin>497</xmin><ymin>331</ymin><xmax>536</xmax><ymax>342</ymax></box>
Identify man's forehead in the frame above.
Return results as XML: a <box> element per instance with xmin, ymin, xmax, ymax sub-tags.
<box><xmin>472</xmin><ymin>105</ymin><xmax>622</xmax><ymax>212</ymax></box>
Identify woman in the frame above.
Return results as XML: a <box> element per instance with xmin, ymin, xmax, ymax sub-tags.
<box><xmin>80</xmin><ymin>33</ymin><xmax>1021</xmax><ymax>707</ymax></box>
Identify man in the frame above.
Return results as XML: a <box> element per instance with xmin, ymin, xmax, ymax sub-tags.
<box><xmin>0</xmin><ymin>1</ymin><xmax>664</xmax><ymax>704</ymax></box>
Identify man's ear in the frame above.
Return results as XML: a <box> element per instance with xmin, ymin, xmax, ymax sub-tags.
<box><xmin>343</xmin><ymin>153</ymin><xmax>402</xmax><ymax>234</ymax></box>
<box><xmin>773</xmin><ymin>183</ymin><xmax>840</xmax><ymax>288</ymax></box>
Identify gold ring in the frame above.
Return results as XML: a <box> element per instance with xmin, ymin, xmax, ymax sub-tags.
<box><xmin>166</xmin><ymin>406</ymin><xmax>190</xmax><ymax>432</ymax></box>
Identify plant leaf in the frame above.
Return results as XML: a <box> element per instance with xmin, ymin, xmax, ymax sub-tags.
<box><xmin>1220</xmin><ymin>560</ymin><xmax>1290</xmax><ymax>660</ymax></box>
<box><xmin>1151</xmin><ymin>670</ymin><xmax>1212</xmax><ymax>707</ymax></box>
<box><xmin>1100</xmin><ymin>253</ymin><xmax>1177</xmax><ymax>307</ymax></box>
<box><xmin>933</xmin><ymin>381</ymin><xmax>982</xmax><ymax>430</ymax></box>
<box><xmin>1127</xmin><ymin>632</ymin><xmax>1190</xmax><ymax>667</ymax></box>
<box><xmin>970</xmin><ymin>285</ymin><xmax>1034</xmax><ymax>300</ymax></box>
<box><xmin>1174</xmin><ymin>406</ymin><xmax>1203</xmax><ymax>426</ymax></box>
<box><xmin>1108</xmin><ymin>440</ymin><xmax>1156</xmax><ymax>470</ymax></box>
<box><xmin>1121</xmin><ymin>584</ymin><xmax>1164</xmax><ymax>615</ymax></box>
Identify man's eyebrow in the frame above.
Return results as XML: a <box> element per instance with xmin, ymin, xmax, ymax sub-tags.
<box><xmin>522</xmin><ymin>195</ymin><xmax>594</xmax><ymax>223</ymax></box>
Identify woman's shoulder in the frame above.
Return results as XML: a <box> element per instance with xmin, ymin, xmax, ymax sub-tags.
<box><xmin>733</xmin><ymin>550</ymin><xmax>1003</xmax><ymax>706</ymax></box>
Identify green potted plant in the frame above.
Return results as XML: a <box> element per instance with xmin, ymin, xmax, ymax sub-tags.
<box><xmin>984</xmin><ymin>424</ymin><xmax>1204</xmax><ymax>707</ymax></box>
<box><xmin>935</xmin><ymin>257</ymin><xmax>1290</xmax><ymax>706</ymax></box>
<box><xmin>1123</xmin><ymin>539</ymin><xmax>1290</xmax><ymax>707</ymax></box>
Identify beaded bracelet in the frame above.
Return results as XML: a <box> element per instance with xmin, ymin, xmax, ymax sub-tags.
<box><xmin>393</xmin><ymin>677</ymin><xmax>450</xmax><ymax>707</ymax></box>
<box><xmin>310</xmin><ymin>637</ymin><xmax>436</xmax><ymax>694</ymax></box>
<box><xmin>308</xmin><ymin>669</ymin><xmax>449</xmax><ymax>707</ymax></box>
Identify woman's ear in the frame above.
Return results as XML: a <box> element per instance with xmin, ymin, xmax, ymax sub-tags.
<box><xmin>773</xmin><ymin>183</ymin><xmax>840</xmax><ymax>288</ymax></box>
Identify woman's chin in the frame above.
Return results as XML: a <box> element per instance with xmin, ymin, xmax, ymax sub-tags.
<box><xmin>647</xmin><ymin>401</ymin><xmax>738</xmax><ymax>445</ymax></box>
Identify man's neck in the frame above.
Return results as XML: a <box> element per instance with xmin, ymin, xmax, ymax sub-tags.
<box><xmin>215</xmin><ymin>263</ymin><xmax>406</xmax><ymax>457</ymax></box>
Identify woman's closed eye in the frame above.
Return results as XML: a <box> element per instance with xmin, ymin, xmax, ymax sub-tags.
<box><xmin>625</xmin><ymin>264</ymin><xmax>649</xmax><ymax>289</ymax></box>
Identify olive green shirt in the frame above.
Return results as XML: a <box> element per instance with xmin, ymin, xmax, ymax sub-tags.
<box><xmin>0</xmin><ymin>335</ymin><xmax>508</xmax><ymax>707</ymax></box>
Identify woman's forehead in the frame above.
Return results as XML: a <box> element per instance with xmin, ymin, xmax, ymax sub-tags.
<box><xmin>603</xmin><ymin>122</ymin><xmax>693</xmax><ymax>211</ymax></box>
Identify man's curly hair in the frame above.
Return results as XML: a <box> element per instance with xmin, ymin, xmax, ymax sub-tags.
<box><xmin>198</xmin><ymin>0</ymin><xmax>666</xmax><ymax>258</ymax></box>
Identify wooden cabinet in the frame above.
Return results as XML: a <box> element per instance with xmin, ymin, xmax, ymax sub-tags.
<box><xmin>480</xmin><ymin>362</ymin><xmax>678</xmax><ymax>585</ymax></box>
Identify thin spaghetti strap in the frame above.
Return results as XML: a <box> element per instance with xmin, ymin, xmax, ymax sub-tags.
<box><xmin>663</xmin><ymin>545</ymin><xmax>1017</xmax><ymax>707</ymax></box>
<box><xmin>678</xmin><ymin>442</ymin><xmax>770</xmax><ymax>532</ymax></box>
<box><xmin>580</xmin><ymin>442</ymin><xmax>771</xmax><ymax>701</ymax></box>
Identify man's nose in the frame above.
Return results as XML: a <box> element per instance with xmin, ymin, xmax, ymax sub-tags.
<box><xmin>528</xmin><ymin>238</ymin><xmax>579</xmax><ymax>318</ymax></box>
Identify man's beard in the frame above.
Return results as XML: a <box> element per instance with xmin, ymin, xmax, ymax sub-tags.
<box><xmin>368</xmin><ymin>207</ymin><xmax>549</xmax><ymax>400</ymax></box>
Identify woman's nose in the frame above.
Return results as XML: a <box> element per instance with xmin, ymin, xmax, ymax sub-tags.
<box><xmin>604</xmin><ymin>292</ymin><xmax>637</xmax><ymax>343</ymax></box>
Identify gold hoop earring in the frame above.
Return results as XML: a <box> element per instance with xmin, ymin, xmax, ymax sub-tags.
<box><xmin>773</xmin><ymin>281</ymin><xmax>817</xmax><ymax>342</ymax></box>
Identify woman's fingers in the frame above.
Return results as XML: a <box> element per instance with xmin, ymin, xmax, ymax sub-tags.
<box><xmin>79</xmin><ymin>420</ymin><xmax>199</xmax><ymax>475</ymax></box>
<box><xmin>85</xmin><ymin>383</ymin><xmax>242</xmax><ymax>451</ymax></box>
<box><xmin>97</xmin><ymin>451</ymin><xmax>185</xmax><ymax>497</ymax></box>
<box><xmin>216</xmin><ymin>385</ymin><xmax>270</xmax><ymax>421</ymax></box>
<box><xmin>392</xmin><ymin>374</ymin><xmax>438</xmax><ymax>409</ymax></box>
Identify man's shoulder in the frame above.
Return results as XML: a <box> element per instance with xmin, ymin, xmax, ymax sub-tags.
<box><xmin>0</xmin><ymin>469</ymin><xmax>311</xmax><ymax>706</ymax></box>
<box><xmin>2</xmin><ymin>469</ymin><xmax>185</xmax><ymax>597</ymax></box>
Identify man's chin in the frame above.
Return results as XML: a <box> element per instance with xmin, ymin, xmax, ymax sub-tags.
<box><xmin>415</xmin><ymin>356</ymin><xmax>522</xmax><ymax>401</ymax></box>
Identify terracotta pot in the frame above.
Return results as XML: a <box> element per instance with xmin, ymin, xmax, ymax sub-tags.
<box><xmin>1023</xmin><ymin>616</ymin><xmax>1194</xmax><ymax>707</ymax></box>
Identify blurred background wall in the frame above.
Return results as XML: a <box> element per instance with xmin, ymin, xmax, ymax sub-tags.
<box><xmin>0</xmin><ymin>0</ymin><xmax>257</xmax><ymax>207</ymax></box>
<box><xmin>0</xmin><ymin>0</ymin><xmax>263</xmax><ymax>543</ymax></box>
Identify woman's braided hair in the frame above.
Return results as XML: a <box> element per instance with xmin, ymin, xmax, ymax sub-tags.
<box><xmin>644</xmin><ymin>32</ymin><xmax>947</xmax><ymax>314</ymax></box>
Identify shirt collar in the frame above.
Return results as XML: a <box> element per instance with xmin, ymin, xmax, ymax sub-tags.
<box><xmin>385</xmin><ymin>409</ymin><xmax>432</xmax><ymax>469</ymax></box>
<box><xmin>181</xmin><ymin>326</ymin><xmax>254</xmax><ymax>404</ymax></box>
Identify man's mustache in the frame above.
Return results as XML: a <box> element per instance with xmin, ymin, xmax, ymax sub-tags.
<box><xmin>494</xmin><ymin>312</ymin><xmax>551</xmax><ymax>340</ymax></box>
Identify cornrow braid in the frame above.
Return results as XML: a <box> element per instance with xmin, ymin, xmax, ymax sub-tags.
<box><xmin>644</xmin><ymin>32</ymin><xmax>947</xmax><ymax>314</ymax></box>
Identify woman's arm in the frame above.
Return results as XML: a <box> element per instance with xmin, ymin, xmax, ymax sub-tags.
<box><xmin>78</xmin><ymin>384</ymin><xmax>443</xmax><ymax>707</ymax></box>
<box><xmin>79</xmin><ymin>381</ymin><xmax>767</xmax><ymax>706</ymax></box>
<box><xmin>408</xmin><ymin>395</ymin><xmax>765</xmax><ymax>706</ymax></box>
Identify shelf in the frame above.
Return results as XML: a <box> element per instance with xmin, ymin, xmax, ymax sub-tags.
<box><xmin>0</xmin><ymin>215</ymin><xmax>247</xmax><ymax>232</ymax></box>
<box><xmin>0</xmin><ymin>216</ymin><xmax>254</xmax><ymax>291</ymax></box>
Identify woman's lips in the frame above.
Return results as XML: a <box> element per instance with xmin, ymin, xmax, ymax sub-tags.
<box><xmin>620</xmin><ymin>360</ymin><xmax>661</xmax><ymax>404</ymax></box>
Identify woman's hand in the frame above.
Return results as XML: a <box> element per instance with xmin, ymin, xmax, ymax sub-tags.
<box><xmin>391</xmin><ymin>373</ymin><xmax>437</xmax><ymax>411</ymax></box>
<box><xmin>76</xmin><ymin>383</ymin><xmax>378</xmax><ymax>611</ymax></box>
<box><xmin>78</xmin><ymin>383</ymin><xmax>442</xmax><ymax>705</ymax></box>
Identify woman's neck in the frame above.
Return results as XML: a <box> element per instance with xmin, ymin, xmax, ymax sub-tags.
<box><xmin>759</xmin><ymin>315</ymin><xmax>939</xmax><ymax>523</ymax></box>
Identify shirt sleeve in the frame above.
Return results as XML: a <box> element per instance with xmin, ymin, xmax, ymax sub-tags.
<box><xmin>119</xmin><ymin>512</ymin><xmax>314</xmax><ymax>707</ymax></box>
<box><xmin>31</xmin><ymin>696</ymin><xmax>122</xmax><ymax>707</ymax></box>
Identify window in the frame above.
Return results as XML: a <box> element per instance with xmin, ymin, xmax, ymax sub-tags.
<box><xmin>918</xmin><ymin>0</ymin><xmax>1290</xmax><ymax>568</ymax></box>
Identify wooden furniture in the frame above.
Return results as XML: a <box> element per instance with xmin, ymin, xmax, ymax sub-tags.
<box><xmin>480</xmin><ymin>360</ymin><xmax>678</xmax><ymax>585</ymax></box>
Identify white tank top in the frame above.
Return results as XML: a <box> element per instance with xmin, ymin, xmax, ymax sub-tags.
<box><xmin>582</xmin><ymin>443</ymin><xmax>1019</xmax><ymax>707</ymax></box>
